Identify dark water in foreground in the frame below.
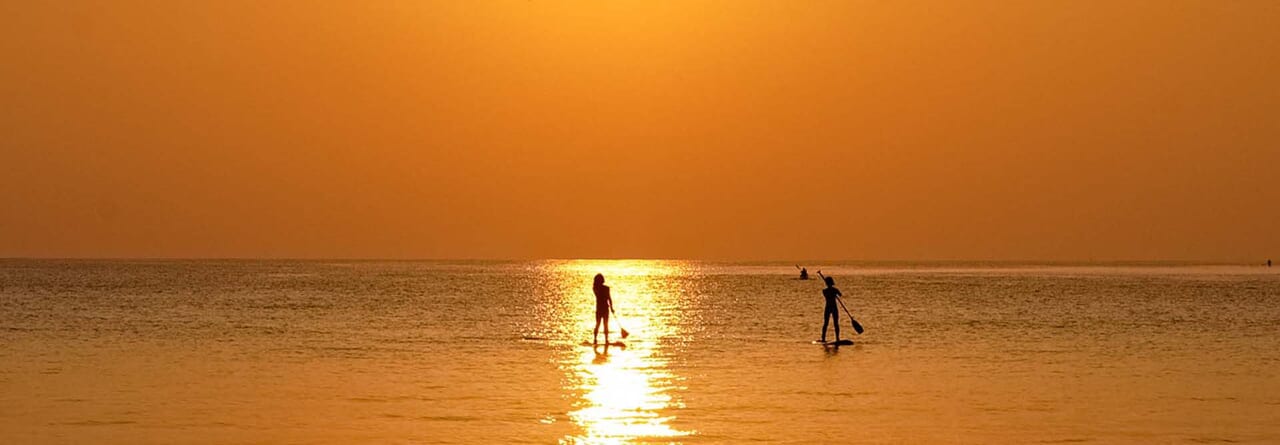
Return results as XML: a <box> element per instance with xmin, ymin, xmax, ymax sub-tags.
<box><xmin>1</xmin><ymin>260</ymin><xmax>1278</xmax><ymax>444</ymax></box>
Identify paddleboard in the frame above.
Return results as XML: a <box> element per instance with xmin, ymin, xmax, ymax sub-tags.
<box><xmin>581</xmin><ymin>341</ymin><xmax>626</xmax><ymax>348</ymax></box>
<box><xmin>811</xmin><ymin>339</ymin><xmax>854</xmax><ymax>346</ymax></box>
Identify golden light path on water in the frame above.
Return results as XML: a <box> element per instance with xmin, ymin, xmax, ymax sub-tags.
<box><xmin>546</xmin><ymin>260</ymin><xmax>693</xmax><ymax>444</ymax></box>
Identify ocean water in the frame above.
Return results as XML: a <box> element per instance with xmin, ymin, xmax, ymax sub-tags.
<box><xmin>1</xmin><ymin>260</ymin><xmax>1278</xmax><ymax>444</ymax></box>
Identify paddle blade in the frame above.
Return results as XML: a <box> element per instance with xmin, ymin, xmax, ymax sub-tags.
<box><xmin>620</xmin><ymin>327</ymin><xmax>630</xmax><ymax>339</ymax></box>
<box><xmin>850</xmin><ymin>318</ymin><xmax>864</xmax><ymax>334</ymax></box>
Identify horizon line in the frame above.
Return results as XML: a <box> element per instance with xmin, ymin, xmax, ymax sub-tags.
<box><xmin>0</xmin><ymin>257</ymin><xmax>1270</xmax><ymax>265</ymax></box>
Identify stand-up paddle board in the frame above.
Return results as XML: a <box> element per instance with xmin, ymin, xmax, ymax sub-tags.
<box><xmin>581</xmin><ymin>341</ymin><xmax>626</xmax><ymax>348</ymax></box>
<box><xmin>812</xmin><ymin>339</ymin><xmax>854</xmax><ymax>346</ymax></box>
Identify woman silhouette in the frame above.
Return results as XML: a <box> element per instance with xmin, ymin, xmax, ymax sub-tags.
<box><xmin>592</xmin><ymin>273</ymin><xmax>614</xmax><ymax>345</ymax></box>
<box><xmin>820</xmin><ymin>276</ymin><xmax>842</xmax><ymax>342</ymax></box>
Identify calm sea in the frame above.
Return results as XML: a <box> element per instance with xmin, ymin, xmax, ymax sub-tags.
<box><xmin>1</xmin><ymin>260</ymin><xmax>1278</xmax><ymax>444</ymax></box>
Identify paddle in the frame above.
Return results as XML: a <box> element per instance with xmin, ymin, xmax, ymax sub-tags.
<box><xmin>835</xmin><ymin>296</ymin><xmax>865</xmax><ymax>335</ymax></box>
<box><xmin>609</xmin><ymin>304</ymin><xmax>630</xmax><ymax>339</ymax></box>
<box><xmin>818</xmin><ymin>271</ymin><xmax>864</xmax><ymax>334</ymax></box>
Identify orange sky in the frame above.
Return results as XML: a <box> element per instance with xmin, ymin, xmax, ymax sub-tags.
<box><xmin>2</xmin><ymin>1</ymin><xmax>1278</xmax><ymax>260</ymax></box>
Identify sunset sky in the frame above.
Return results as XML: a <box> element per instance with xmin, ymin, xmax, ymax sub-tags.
<box><xmin>2</xmin><ymin>1</ymin><xmax>1277</xmax><ymax>260</ymax></box>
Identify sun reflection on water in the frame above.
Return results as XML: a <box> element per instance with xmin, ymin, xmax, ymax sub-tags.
<box><xmin>547</xmin><ymin>260</ymin><xmax>693</xmax><ymax>444</ymax></box>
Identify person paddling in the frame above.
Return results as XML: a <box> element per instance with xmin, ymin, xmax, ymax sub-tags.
<box><xmin>592</xmin><ymin>273</ymin><xmax>614</xmax><ymax>346</ymax></box>
<box><xmin>799</xmin><ymin>266</ymin><xmax>809</xmax><ymax>280</ymax></box>
<box><xmin>819</xmin><ymin>275</ymin><xmax>842</xmax><ymax>342</ymax></box>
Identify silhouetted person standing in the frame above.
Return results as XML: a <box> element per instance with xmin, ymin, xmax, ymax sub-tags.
<box><xmin>592</xmin><ymin>273</ymin><xmax>613</xmax><ymax>345</ymax></box>
<box><xmin>820</xmin><ymin>276</ymin><xmax>842</xmax><ymax>342</ymax></box>
<box><xmin>1269</xmin><ymin>259</ymin><xmax>1272</xmax><ymax>268</ymax></box>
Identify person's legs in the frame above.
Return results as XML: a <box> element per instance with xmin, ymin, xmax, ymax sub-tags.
<box><xmin>593</xmin><ymin>315</ymin><xmax>602</xmax><ymax>345</ymax></box>
<box><xmin>821</xmin><ymin>310</ymin><xmax>831</xmax><ymax>341</ymax></box>
<box><xmin>603</xmin><ymin>314</ymin><xmax>610</xmax><ymax>344</ymax></box>
<box><xmin>833</xmin><ymin>309</ymin><xmax>841</xmax><ymax>341</ymax></box>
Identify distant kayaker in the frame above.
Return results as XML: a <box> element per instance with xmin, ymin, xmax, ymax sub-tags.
<box><xmin>799</xmin><ymin>266</ymin><xmax>810</xmax><ymax>280</ymax></box>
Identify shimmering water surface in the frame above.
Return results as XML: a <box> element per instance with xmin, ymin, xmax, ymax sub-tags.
<box><xmin>2</xmin><ymin>260</ymin><xmax>1278</xmax><ymax>443</ymax></box>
